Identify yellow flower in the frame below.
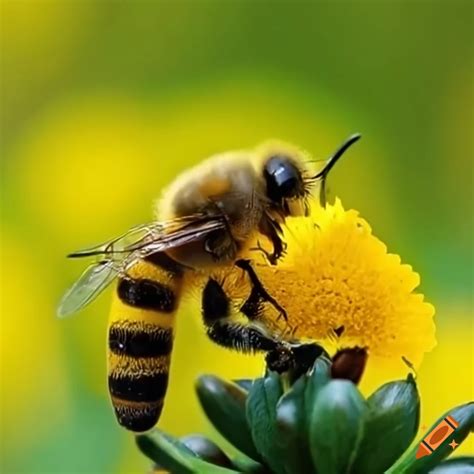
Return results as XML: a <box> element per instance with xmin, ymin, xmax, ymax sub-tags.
<box><xmin>212</xmin><ymin>199</ymin><xmax>436</xmax><ymax>386</ymax></box>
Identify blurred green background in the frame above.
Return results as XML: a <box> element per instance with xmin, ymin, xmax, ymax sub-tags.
<box><xmin>1</xmin><ymin>1</ymin><xmax>472</xmax><ymax>472</ymax></box>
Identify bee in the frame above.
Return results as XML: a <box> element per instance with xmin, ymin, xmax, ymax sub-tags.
<box><xmin>58</xmin><ymin>134</ymin><xmax>361</xmax><ymax>432</ymax></box>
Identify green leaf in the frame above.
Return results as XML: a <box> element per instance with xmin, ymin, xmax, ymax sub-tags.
<box><xmin>246</xmin><ymin>371</ymin><xmax>285</xmax><ymax>474</ymax></box>
<box><xmin>136</xmin><ymin>430</ymin><xmax>239</xmax><ymax>474</ymax></box>
<box><xmin>230</xmin><ymin>455</ymin><xmax>270</xmax><ymax>474</ymax></box>
<box><xmin>429</xmin><ymin>456</ymin><xmax>474</xmax><ymax>473</ymax></box>
<box><xmin>387</xmin><ymin>402</ymin><xmax>474</xmax><ymax>474</ymax></box>
<box><xmin>304</xmin><ymin>355</ymin><xmax>331</xmax><ymax>421</ymax></box>
<box><xmin>275</xmin><ymin>375</ymin><xmax>316</xmax><ymax>474</ymax></box>
<box><xmin>196</xmin><ymin>375</ymin><xmax>261</xmax><ymax>461</ymax></box>
<box><xmin>181</xmin><ymin>435</ymin><xmax>268</xmax><ymax>473</ymax></box>
<box><xmin>351</xmin><ymin>375</ymin><xmax>420</xmax><ymax>473</ymax></box>
<box><xmin>181</xmin><ymin>435</ymin><xmax>233</xmax><ymax>468</ymax></box>
<box><xmin>309</xmin><ymin>379</ymin><xmax>366</xmax><ymax>474</ymax></box>
<box><xmin>233</xmin><ymin>379</ymin><xmax>254</xmax><ymax>392</ymax></box>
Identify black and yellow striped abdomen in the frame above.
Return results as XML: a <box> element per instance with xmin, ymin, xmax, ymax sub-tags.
<box><xmin>107</xmin><ymin>253</ymin><xmax>184</xmax><ymax>432</ymax></box>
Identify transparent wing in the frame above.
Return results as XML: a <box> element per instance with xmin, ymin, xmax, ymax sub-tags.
<box><xmin>57</xmin><ymin>260</ymin><xmax>119</xmax><ymax>318</ymax></box>
<box><xmin>126</xmin><ymin>216</ymin><xmax>227</xmax><ymax>256</ymax></box>
<box><xmin>68</xmin><ymin>214</ymin><xmax>224</xmax><ymax>257</ymax></box>
<box><xmin>58</xmin><ymin>213</ymin><xmax>227</xmax><ymax>317</ymax></box>
<box><xmin>67</xmin><ymin>222</ymin><xmax>155</xmax><ymax>258</ymax></box>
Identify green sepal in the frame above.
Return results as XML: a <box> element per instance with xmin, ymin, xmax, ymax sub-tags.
<box><xmin>387</xmin><ymin>401</ymin><xmax>474</xmax><ymax>474</ymax></box>
<box><xmin>304</xmin><ymin>355</ymin><xmax>331</xmax><ymax>421</ymax></box>
<box><xmin>309</xmin><ymin>379</ymin><xmax>366</xmax><ymax>474</ymax></box>
<box><xmin>429</xmin><ymin>456</ymin><xmax>474</xmax><ymax>473</ymax></box>
<box><xmin>351</xmin><ymin>375</ymin><xmax>420</xmax><ymax>473</ymax></box>
<box><xmin>246</xmin><ymin>371</ymin><xmax>285</xmax><ymax>474</ymax></box>
<box><xmin>275</xmin><ymin>374</ymin><xmax>316</xmax><ymax>474</ymax></box>
<box><xmin>195</xmin><ymin>375</ymin><xmax>261</xmax><ymax>461</ymax></box>
<box><xmin>136</xmin><ymin>429</ymin><xmax>239</xmax><ymax>474</ymax></box>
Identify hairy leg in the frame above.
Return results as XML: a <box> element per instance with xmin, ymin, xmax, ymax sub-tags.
<box><xmin>201</xmin><ymin>277</ymin><xmax>323</xmax><ymax>374</ymax></box>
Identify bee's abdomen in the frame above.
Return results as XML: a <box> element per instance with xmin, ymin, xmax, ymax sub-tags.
<box><xmin>108</xmin><ymin>320</ymin><xmax>171</xmax><ymax>431</ymax></box>
<box><xmin>117</xmin><ymin>278</ymin><xmax>177</xmax><ymax>313</ymax></box>
<box><xmin>107</xmin><ymin>254</ymin><xmax>183</xmax><ymax>432</ymax></box>
<box><xmin>109</xmin><ymin>321</ymin><xmax>173</xmax><ymax>358</ymax></box>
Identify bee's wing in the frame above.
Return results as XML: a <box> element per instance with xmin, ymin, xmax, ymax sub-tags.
<box><xmin>67</xmin><ymin>222</ymin><xmax>154</xmax><ymax>258</ymax></box>
<box><xmin>58</xmin><ymin>213</ymin><xmax>227</xmax><ymax>317</ymax></box>
<box><xmin>128</xmin><ymin>214</ymin><xmax>227</xmax><ymax>257</ymax></box>
<box><xmin>57</xmin><ymin>260</ymin><xmax>119</xmax><ymax>318</ymax></box>
<box><xmin>68</xmin><ymin>214</ymin><xmax>221</xmax><ymax>257</ymax></box>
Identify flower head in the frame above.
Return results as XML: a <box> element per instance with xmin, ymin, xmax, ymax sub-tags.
<box><xmin>251</xmin><ymin>198</ymin><xmax>436</xmax><ymax>381</ymax></box>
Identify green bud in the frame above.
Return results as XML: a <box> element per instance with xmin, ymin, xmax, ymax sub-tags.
<box><xmin>304</xmin><ymin>355</ymin><xmax>331</xmax><ymax>421</ymax></box>
<box><xmin>275</xmin><ymin>375</ymin><xmax>315</xmax><ymax>473</ymax></box>
<box><xmin>309</xmin><ymin>379</ymin><xmax>366</xmax><ymax>474</ymax></box>
<box><xmin>246</xmin><ymin>372</ymin><xmax>285</xmax><ymax>474</ymax></box>
<box><xmin>352</xmin><ymin>375</ymin><xmax>420</xmax><ymax>473</ymax></box>
<box><xmin>195</xmin><ymin>375</ymin><xmax>260</xmax><ymax>461</ymax></box>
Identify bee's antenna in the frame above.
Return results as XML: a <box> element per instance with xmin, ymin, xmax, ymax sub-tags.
<box><xmin>312</xmin><ymin>133</ymin><xmax>362</xmax><ymax>180</ymax></box>
<box><xmin>310</xmin><ymin>133</ymin><xmax>361</xmax><ymax>206</ymax></box>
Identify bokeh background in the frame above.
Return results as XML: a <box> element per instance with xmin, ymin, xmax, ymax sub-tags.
<box><xmin>1</xmin><ymin>1</ymin><xmax>473</xmax><ymax>472</ymax></box>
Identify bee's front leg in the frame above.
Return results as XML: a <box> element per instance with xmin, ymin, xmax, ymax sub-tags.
<box><xmin>256</xmin><ymin>215</ymin><xmax>286</xmax><ymax>265</ymax></box>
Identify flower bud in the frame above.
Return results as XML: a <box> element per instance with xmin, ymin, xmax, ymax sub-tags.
<box><xmin>195</xmin><ymin>375</ymin><xmax>259</xmax><ymax>460</ymax></box>
<box><xmin>331</xmin><ymin>347</ymin><xmax>367</xmax><ymax>384</ymax></box>
<box><xmin>352</xmin><ymin>375</ymin><xmax>420</xmax><ymax>473</ymax></box>
<box><xmin>310</xmin><ymin>380</ymin><xmax>367</xmax><ymax>474</ymax></box>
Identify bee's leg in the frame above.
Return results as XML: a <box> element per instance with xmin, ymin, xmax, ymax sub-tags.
<box><xmin>256</xmin><ymin>215</ymin><xmax>286</xmax><ymax>265</ymax></box>
<box><xmin>202</xmin><ymin>277</ymin><xmax>323</xmax><ymax>375</ymax></box>
<box><xmin>266</xmin><ymin>342</ymin><xmax>326</xmax><ymax>378</ymax></box>
<box><xmin>202</xmin><ymin>278</ymin><xmax>280</xmax><ymax>353</ymax></box>
<box><xmin>235</xmin><ymin>259</ymin><xmax>287</xmax><ymax>322</ymax></box>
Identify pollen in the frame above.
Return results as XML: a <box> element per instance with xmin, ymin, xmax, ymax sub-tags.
<box><xmin>252</xmin><ymin>199</ymin><xmax>436</xmax><ymax>373</ymax></box>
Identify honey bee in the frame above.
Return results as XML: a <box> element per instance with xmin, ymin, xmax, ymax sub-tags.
<box><xmin>58</xmin><ymin>134</ymin><xmax>361</xmax><ymax>432</ymax></box>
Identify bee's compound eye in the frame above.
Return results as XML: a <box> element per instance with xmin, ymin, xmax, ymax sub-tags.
<box><xmin>264</xmin><ymin>155</ymin><xmax>303</xmax><ymax>201</ymax></box>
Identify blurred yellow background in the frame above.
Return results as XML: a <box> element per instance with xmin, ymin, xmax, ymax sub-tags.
<box><xmin>1</xmin><ymin>1</ymin><xmax>472</xmax><ymax>472</ymax></box>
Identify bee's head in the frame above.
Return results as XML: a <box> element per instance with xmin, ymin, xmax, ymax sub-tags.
<box><xmin>263</xmin><ymin>155</ymin><xmax>308</xmax><ymax>216</ymax></box>
<box><xmin>261</xmin><ymin>134</ymin><xmax>361</xmax><ymax>217</ymax></box>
